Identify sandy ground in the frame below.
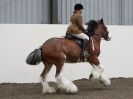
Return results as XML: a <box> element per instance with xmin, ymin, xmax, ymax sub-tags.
<box><xmin>0</xmin><ymin>78</ymin><xmax>133</xmax><ymax>99</ymax></box>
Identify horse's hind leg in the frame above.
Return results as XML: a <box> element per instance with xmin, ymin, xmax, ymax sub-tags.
<box><xmin>41</xmin><ymin>62</ymin><xmax>56</xmax><ymax>94</ymax></box>
<box><xmin>55</xmin><ymin>63</ymin><xmax>78</xmax><ymax>94</ymax></box>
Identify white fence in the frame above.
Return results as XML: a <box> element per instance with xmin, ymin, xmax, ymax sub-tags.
<box><xmin>0</xmin><ymin>24</ymin><xmax>133</xmax><ymax>83</ymax></box>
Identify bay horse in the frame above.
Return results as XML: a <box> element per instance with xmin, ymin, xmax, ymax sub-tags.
<box><xmin>26</xmin><ymin>18</ymin><xmax>111</xmax><ymax>94</ymax></box>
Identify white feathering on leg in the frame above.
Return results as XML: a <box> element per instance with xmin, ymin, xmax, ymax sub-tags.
<box><xmin>91</xmin><ymin>65</ymin><xmax>103</xmax><ymax>79</ymax></box>
<box><xmin>41</xmin><ymin>78</ymin><xmax>56</xmax><ymax>94</ymax></box>
<box><xmin>99</xmin><ymin>74</ymin><xmax>111</xmax><ymax>87</ymax></box>
<box><xmin>56</xmin><ymin>75</ymin><xmax>78</xmax><ymax>93</ymax></box>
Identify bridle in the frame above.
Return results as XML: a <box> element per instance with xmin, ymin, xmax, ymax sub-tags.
<box><xmin>88</xmin><ymin>22</ymin><xmax>109</xmax><ymax>50</ymax></box>
<box><xmin>87</xmin><ymin>20</ymin><xmax>110</xmax><ymax>41</ymax></box>
<box><xmin>92</xmin><ymin>21</ymin><xmax>109</xmax><ymax>40</ymax></box>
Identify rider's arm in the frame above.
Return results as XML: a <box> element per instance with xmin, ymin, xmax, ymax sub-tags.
<box><xmin>77</xmin><ymin>15</ymin><xmax>86</xmax><ymax>33</ymax></box>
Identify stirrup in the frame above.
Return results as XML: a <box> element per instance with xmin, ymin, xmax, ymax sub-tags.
<box><xmin>81</xmin><ymin>50</ymin><xmax>89</xmax><ymax>62</ymax></box>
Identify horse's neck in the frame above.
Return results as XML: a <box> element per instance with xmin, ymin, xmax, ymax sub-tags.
<box><xmin>93</xmin><ymin>34</ymin><xmax>101</xmax><ymax>44</ymax></box>
<box><xmin>90</xmin><ymin>35</ymin><xmax>101</xmax><ymax>51</ymax></box>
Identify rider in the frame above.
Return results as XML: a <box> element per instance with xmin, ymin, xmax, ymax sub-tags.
<box><xmin>66</xmin><ymin>3</ymin><xmax>89</xmax><ymax>59</ymax></box>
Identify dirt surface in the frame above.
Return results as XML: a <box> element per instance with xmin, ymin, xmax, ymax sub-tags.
<box><xmin>0</xmin><ymin>78</ymin><xmax>133</xmax><ymax>99</ymax></box>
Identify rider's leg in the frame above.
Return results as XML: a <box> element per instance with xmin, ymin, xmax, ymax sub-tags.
<box><xmin>72</xmin><ymin>33</ymin><xmax>89</xmax><ymax>48</ymax></box>
<box><xmin>72</xmin><ymin>33</ymin><xmax>89</xmax><ymax>40</ymax></box>
<box><xmin>72</xmin><ymin>33</ymin><xmax>89</xmax><ymax>60</ymax></box>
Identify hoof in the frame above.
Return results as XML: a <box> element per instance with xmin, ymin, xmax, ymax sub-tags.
<box><xmin>89</xmin><ymin>72</ymin><xmax>101</xmax><ymax>80</ymax></box>
<box><xmin>99</xmin><ymin>76</ymin><xmax>111</xmax><ymax>87</ymax></box>
<box><xmin>42</xmin><ymin>86</ymin><xmax>56</xmax><ymax>94</ymax></box>
<box><xmin>57</xmin><ymin>82</ymin><xmax>78</xmax><ymax>94</ymax></box>
<box><xmin>89</xmin><ymin>74</ymin><xmax>93</xmax><ymax>80</ymax></box>
<box><xmin>66</xmin><ymin>83</ymin><xmax>78</xmax><ymax>94</ymax></box>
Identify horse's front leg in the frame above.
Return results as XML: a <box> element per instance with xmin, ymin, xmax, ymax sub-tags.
<box><xmin>90</xmin><ymin>64</ymin><xmax>103</xmax><ymax>79</ymax></box>
<box><xmin>89</xmin><ymin>57</ymin><xmax>111</xmax><ymax>87</ymax></box>
<box><xmin>90</xmin><ymin>64</ymin><xmax>111</xmax><ymax>87</ymax></box>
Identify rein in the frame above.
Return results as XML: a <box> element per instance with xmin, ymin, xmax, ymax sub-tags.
<box><xmin>93</xmin><ymin>32</ymin><xmax>103</xmax><ymax>36</ymax></box>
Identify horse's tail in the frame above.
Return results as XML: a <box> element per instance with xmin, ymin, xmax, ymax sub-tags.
<box><xmin>26</xmin><ymin>47</ymin><xmax>42</xmax><ymax>65</ymax></box>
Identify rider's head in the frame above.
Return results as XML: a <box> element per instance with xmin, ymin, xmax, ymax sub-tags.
<box><xmin>74</xmin><ymin>3</ymin><xmax>84</xmax><ymax>13</ymax></box>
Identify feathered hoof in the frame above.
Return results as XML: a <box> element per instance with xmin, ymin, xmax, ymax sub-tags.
<box><xmin>89</xmin><ymin>73</ymin><xmax>100</xmax><ymax>80</ymax></box>
<box><xmin>42</xmin><ymin>86</ymin><xmax>56</xmax><ymax>94</ymax></box>
<box><xmin>99</xmin><ymin>75</ymin><xmax>111</xmax><ymax>87</ymax></box>
<box><xmin>57</xmin><ymin>82</ymin><xmax>78</xmax><ymax>94</ymax></box>
<box><xmin>89</xmin><ymin>73</ymin><xmax>93</xmax><ymax>81</ymax></box>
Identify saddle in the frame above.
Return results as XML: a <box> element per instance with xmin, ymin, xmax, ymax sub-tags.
<box><xmin>65</xmin><ymin>33</ymin><xmax>89</xmax><ymax>62</ymax></box>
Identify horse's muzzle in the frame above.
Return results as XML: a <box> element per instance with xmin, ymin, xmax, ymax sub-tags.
<box><xmin>104</xmin><ymin>32</ymin><xmax>111</xmax><ymax>41</ymax></box>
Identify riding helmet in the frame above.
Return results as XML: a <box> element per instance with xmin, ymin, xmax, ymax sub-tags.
<box><xmin>74</xmin><ymin>3</ymin><xmax>84</xmax><ymax>10</ymax></box>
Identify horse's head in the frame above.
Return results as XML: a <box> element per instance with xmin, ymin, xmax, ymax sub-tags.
<box><xmin>86</xmin><ymin>18</ymin><xmax>111</xmax><ymax>41</ymax></box>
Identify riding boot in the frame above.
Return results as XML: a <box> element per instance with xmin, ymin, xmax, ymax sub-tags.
<box><xmin>81</xmin><ymin>39</ymin><xmax>89</xmax><ymax>61</ymax></box>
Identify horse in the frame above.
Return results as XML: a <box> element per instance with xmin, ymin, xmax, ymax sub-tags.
<box><xmin>26</xmin><ymin>18</ymin><xmax>111</xmax><ymax>94</ymax></box>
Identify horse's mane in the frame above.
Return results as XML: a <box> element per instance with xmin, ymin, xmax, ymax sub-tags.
<box><xmin>86</xmin><ymin>20</ymin><xmax>98</xmax><ymax>37</ymax></box>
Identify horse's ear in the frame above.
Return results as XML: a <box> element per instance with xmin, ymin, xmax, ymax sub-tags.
<box><xmin>100</xmin><ymin>18</ymin><xmax>104</xmax><ymax>24</ymax></box>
